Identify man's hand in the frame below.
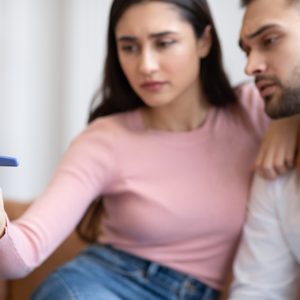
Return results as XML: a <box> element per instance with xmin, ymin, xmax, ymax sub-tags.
<box><xmin>255</xmin><ymin>115</ymin><xmax>300</xmax><ymax>179</ymax></box>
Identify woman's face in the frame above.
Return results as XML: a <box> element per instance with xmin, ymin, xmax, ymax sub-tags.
<box><xmin>115</xmin><ymin>1</ymin><xmax>212</xmax><ymax>109</ymax></box>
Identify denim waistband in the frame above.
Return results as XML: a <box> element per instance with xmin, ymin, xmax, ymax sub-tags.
<box><xmin>82</xmin><ymin>244</ymin><xmax>220</xmax><ymax>300</ymax></box>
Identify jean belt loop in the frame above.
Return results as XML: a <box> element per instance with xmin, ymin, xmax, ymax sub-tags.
<box><xmin>202</xmin><ymin>286</ymin><xmax>218</xmax><ymax>300</ymax></box>
<box><xmin>145</xmin><ymin>262</ymin><xmax>160</xmax><ymax>279</ymax></box>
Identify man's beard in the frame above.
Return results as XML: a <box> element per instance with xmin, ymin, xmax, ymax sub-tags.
<box><xmin>258</xmin><ymin>67</ymin><xmax>300</xmax><ymax>119</ymax></box>
<box><xmin>265</xmin><ymin>85</ymin><xmax>300</xmax><ymax>119</ymax></box>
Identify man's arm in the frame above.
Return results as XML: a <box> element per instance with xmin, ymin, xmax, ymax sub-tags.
<box><xmin>229</xmin><ymin>173</ymin><xmax>299</xmax><ymax>300</ymax></box>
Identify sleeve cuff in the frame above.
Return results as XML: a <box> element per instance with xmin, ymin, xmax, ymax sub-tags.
<box><xmin>0</xmin><ymin>213</ymin><xmax>8</xmax><ymax>239</ymax></box>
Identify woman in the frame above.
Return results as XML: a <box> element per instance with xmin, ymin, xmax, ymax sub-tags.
<box><xmin>0</xmin><ymin>1</ymin><xmax>298</xmax><ymax>299</ymax></box>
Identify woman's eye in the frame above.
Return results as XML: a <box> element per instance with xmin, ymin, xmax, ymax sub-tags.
<box><xmin>156</xmin><ymin>40</ymin><xmax>175</xmax><ymax>49</ymax></box>
<box><xmin>120</xmin><ymin>44</ymin><xmax>139</xmax><ymax>53</ymax></box>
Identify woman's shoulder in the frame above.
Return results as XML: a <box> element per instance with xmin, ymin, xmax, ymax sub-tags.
<box><xmin>87</xmin><ymin>109</ymin><xmax>141</xmax><ymax>132</ymax></box>
<box><xmin>233</xmin><ymin>81</ymin><xmax>266</xmax><ymax>115</ymax></box>
<box><xmin>230</xmin><ymin>81</ymin><xmax>270</xmax><ymax>135</ymax></box>
<box><xmin>75</xmin><ymin>109</ymin><xmax>142</xmax><ymax>143</ymax></box>
<box><xmin>64</xmin><ymin>110</ymin><xmax>142</xmax><ymax>163</ymax></box>
<box><xmin>234</xmin><ymin>81</ymin><xmax>262</xmax><ymax>107</ymax></box>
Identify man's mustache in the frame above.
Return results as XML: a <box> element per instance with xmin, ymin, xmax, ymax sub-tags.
<box><xmin>255</xmin><ymin>75</ymin><xmax>282</xmax><ymax>87</ymax></box>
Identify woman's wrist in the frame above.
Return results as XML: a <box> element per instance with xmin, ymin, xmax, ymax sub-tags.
<box><xmin>0</xmin><ymin>221</ymin><xmax>6</xmax><ymax>239</ymax></box>
<box><xmin>0</xmin><ymin>188</ymin><xmax>5</xmax><ymax>238</ymax></box>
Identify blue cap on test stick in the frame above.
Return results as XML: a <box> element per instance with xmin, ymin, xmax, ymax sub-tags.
<box><xmin>0</xmin><ymin>156</ymin><xmax>19</xmax><ymax>167</ymax></box>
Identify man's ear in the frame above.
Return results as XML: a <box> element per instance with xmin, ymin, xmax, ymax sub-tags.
<box><xmin>198</xmin><ymin>25</ymin><xmax>212</xmax><ymax>59</ymax></box>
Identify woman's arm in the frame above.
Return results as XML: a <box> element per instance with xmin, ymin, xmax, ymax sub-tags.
<box><xmin>0</xmin><ymin>119</ymin><xmax>117</xmax><ymax>279</ymax></box>
<box><xmin>0</xmin><ymin>189</ymin><xmax>6</xmax><ymax>238</ymax></box>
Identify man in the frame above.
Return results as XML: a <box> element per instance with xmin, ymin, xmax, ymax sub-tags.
<box><xmin>229</xmin><ymin>0</ymin><xmax>300</xmax><ymax>299</ymax></box>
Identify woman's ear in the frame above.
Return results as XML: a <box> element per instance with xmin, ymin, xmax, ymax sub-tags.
<box><xmin>197</xmin><ymin>25</ymin><xmax>212</xmax><ymax>59</ymax></box>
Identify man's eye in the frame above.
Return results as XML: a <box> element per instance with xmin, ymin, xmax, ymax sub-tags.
<box><xmin>241</xmin><ymin>47</ymin><xmax>250</xmax><ymax>57</ymax></box>
<box><xmin>263</xmin><ymin>35</ymin><xmax>279</xmax><ymax>47</ymax></box>
<box><xmin>244</xmin><ymin>50</ymin><xmax>250</xmax><ymax>57</ymax></box>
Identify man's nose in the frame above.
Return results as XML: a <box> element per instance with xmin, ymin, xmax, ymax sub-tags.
<box><xmin>245</xmin><ymin>51</ymin><xmax>267</xmax><ymax>76</ymax></box>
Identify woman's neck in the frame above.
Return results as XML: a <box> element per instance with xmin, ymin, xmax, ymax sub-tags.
<box><xmin>142</xmin><ymin>96</ymin><xmax>210</xmax><ymax>132</ymax></box>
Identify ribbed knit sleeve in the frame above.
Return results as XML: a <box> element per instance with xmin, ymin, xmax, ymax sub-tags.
<box><xmin>0</xmin><ymin>117</ymin><xmax>118</xmax><ymax>278</ymax></box>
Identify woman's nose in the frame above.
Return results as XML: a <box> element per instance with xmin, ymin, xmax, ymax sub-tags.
<box><xmin>138</xmin><ymin>49</ymin><xmax>159</xmax><ymax>75</ymax></box>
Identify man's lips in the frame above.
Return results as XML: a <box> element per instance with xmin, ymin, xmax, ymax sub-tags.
<box><xmin>255</xmin><ymin>80</ymin><xmax>278</xmax><ymax>98</ymax></box>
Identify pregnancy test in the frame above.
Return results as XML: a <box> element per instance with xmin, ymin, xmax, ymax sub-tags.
<box><xmin>0</xmin><ymin>156</ymin><xmax>19</xmax><ymax>167</ymax></box>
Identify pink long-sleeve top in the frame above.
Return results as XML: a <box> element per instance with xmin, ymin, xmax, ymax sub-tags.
<box><xmin>0</xmin><ymin>83</ymin><xmax>269</xmax><ymax>290</ymax></box>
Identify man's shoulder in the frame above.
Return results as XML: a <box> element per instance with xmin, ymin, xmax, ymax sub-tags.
<box><xmin>250</xmin><ymin>169</ymin><xmax>300</xmax><ymax>219</ymax></box>
<box><xmin>255</xmin><ymin>169</ymin><xmax>300</xmax><ymax>262</ymax></box>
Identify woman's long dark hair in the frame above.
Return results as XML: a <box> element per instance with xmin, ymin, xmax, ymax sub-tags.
<box><xmin>76</xmin><ymin>0</ymin><xmax>238</xmax><ymax>243</ymax></box>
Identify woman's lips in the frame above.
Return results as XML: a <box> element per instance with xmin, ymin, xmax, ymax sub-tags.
<box><xmin>141</xmin><ymin>81</ymin><xmax>167</xmax><ymax>92</ymax></box>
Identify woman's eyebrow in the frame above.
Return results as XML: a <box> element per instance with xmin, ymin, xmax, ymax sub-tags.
<box><xmin>117</xmin><ymin>31</ymin><xmax>177</xmax><ymax>42</ymax></box>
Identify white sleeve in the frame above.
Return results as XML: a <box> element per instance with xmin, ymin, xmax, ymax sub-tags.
<box><xmin>229</xmin><ymin>174</ymin><xmax>299</xmax><ymax>300</ymax></box>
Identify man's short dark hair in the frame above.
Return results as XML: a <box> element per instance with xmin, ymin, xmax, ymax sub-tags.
<box><xmin>240</xmin><ymin>0</ymin><xmax>252</xmax><ymax>6</ymax></box>
<box><xmin>241</xmin><ymin>0</ymin><xmax>299</xmax><ymax>7</ymax></box>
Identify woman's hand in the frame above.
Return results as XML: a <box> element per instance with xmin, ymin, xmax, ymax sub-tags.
<box><xmin>0</xmin><ymin>188</ymin><xmax>6</xmax><ymax>238</ymax></box>
<box><xmin>255</xmin><ymin>115</ymin><xmax>300</xmax><ymax>179</ymax></box>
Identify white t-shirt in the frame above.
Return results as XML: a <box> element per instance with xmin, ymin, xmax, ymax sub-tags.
<box><xmin>229</xmin><ymin>170</ymin><xmax>300</xmax><ymax>300</ymax></box>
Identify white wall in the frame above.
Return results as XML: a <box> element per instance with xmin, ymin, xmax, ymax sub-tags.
<box><xmin>0</xmin><ymin>0</ymin><xmax>248</xmax><ymax>200</ymax></box>
<box><xmin>0</xmin><ymin>0</ymin><xmax>63</xmax><ymax>199</ymax></box>
<box><xmin>0</xmin><ymin>0</ymin><xmax>111</xmax><ymax>200</ymax></box>
<box><xmin>209</xmin><ymin>0</ymin><xmax>248</xmax><ymax>85</ymax></box>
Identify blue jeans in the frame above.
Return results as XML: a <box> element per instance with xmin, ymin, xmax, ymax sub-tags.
<box><xmin>31</xmin><ymin>244</ymin><xmax>220</xmax><ymax>300</ymax></box>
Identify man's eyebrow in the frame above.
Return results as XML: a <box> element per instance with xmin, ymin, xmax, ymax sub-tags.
<box><xmin>117</xmin><ymin>31</ymin><xmax>177</xmax><ymax>42</ymax></box>
<box><xmin>238</xmin><ymin>24</ymin><xmax>279</xmax><ymax>50</ymax></box>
